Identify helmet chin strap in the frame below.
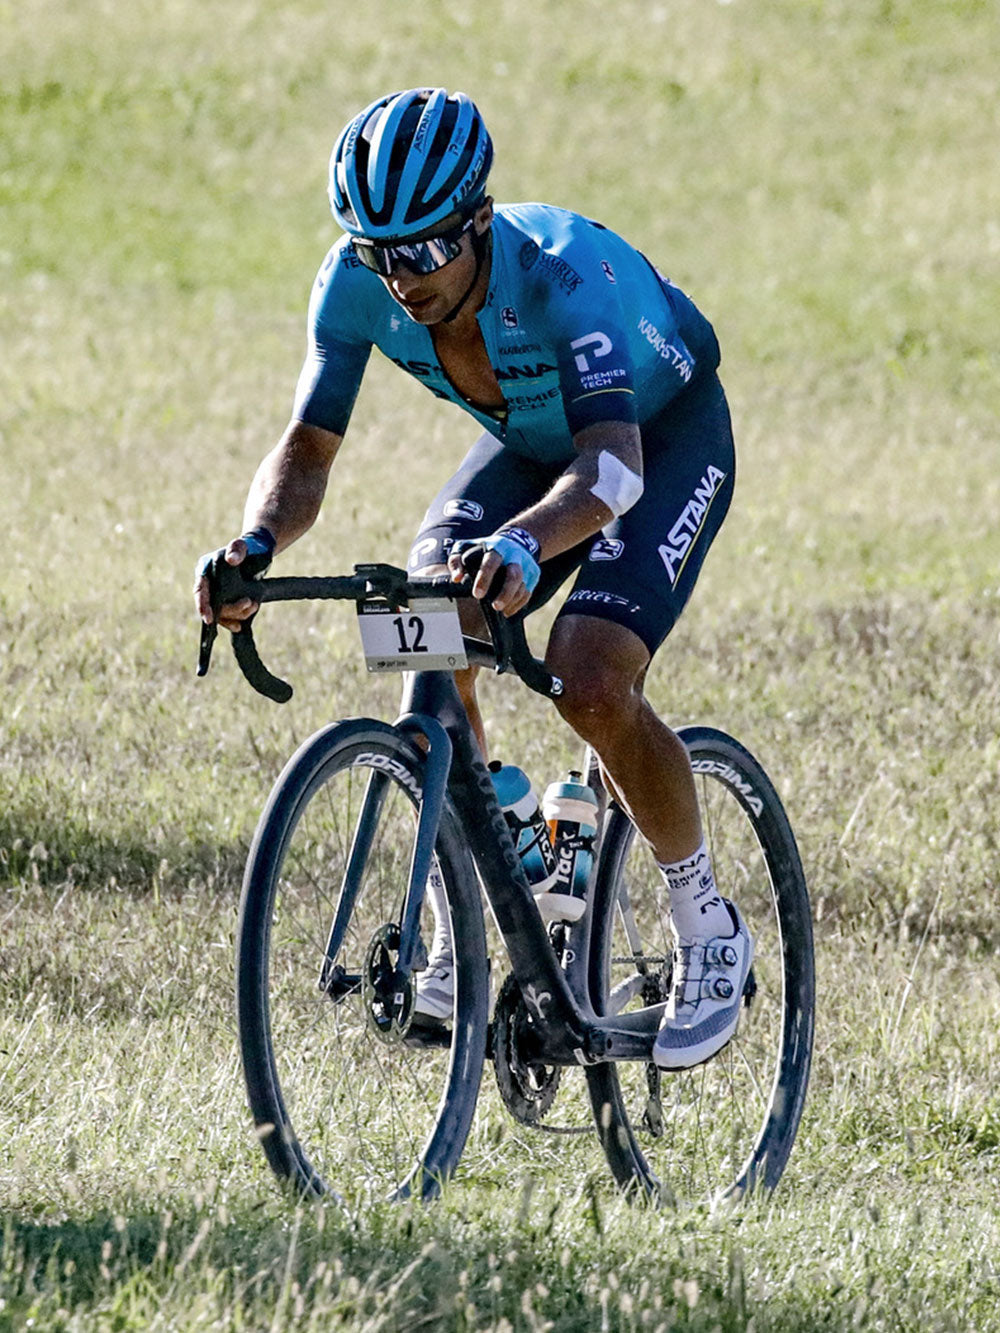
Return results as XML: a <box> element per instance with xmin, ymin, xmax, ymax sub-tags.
<box><xmin>439</xmin><ymin>229</ymin><xmax>492</xmax><ymax>324</ymax></box>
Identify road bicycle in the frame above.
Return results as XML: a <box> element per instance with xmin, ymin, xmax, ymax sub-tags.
<box><xmin>198</xmin><ymin>556</ymin><xmax>814</xmax><ymax>1209</ymax></box>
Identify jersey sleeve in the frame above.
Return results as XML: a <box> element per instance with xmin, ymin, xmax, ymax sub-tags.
<box><xmin>545</xmin><ymin>238</ymin><xmax>640</xmax><ymax>436</ymax></box>
<box><xmin>292</xmin><ymin>241</ymin><xmax>374</xmax><ymax>437</ymax></box>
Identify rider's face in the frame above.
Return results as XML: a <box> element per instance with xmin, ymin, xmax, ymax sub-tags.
<box><xmin>380</xmin><ymin>201</ymin><xmax>493</xmax><ymax>325</ymax></box>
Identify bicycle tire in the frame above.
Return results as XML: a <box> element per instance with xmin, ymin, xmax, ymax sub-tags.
<box><xmin>236</xmin><ymin>718</ymin><xmax>489</xmax><ymax>1205</ymax></box>
<box><xmin>585</xmin><ymin>726</ymin><xmax>814</xmax><ymax>1204</ymax></box>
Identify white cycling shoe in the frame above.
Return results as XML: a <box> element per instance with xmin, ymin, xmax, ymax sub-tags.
<box><xmin>413</xmin><ymin>950</ymin><xmax>455</xmax><ymax>1022</ymax></box>
<box><xmin>413</xmin><ymin>865</ymin><xmax>455</xmax><ymax>1022</ymax></box>
<box><xmin>652</xmin><ymin>900</ymin><xmax>754</xmax><ymax>1070</ymax></box>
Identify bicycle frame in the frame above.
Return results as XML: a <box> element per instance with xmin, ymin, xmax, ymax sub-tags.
<box><xmin>397</xmin><ymin>667</ymin><xmax>661</xmax><ymax>1067</ymax></box>
<box><xmin>219</xmin><ymin>561</ymin><xmax>813</xmax><ymax>1204</ymax></box>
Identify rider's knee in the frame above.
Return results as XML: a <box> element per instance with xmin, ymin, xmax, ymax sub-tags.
<box><xmin>550</xmin><ymin>654</ymin><xmax>639</xmax><ymax>748</ymax></box>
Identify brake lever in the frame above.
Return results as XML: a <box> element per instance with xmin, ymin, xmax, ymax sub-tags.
<box><xmin>480</xmin><ymin>597</ymin><xmax>513</xmax><ymax>673</ymax></box>
<box><xmin>195</xmin><ymin>553</ymin><xmax>293</xmax><ymax>703</ymax></box>
<box><xmin>456</xmin><ymin>545</ymin><xmax>561</xmax><ymax>695</ymax></box>
<box><xmin>197</xmin><ymin>620</ymin><xmax>218</xmax><ymax>677</ymax></box>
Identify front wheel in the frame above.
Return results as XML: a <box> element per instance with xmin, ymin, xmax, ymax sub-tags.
<box><xmin>236</xmin><ymin>719</ymin><xmax>489</xmax><ymax>1206</ymax></box>
<box><xmin>585</xmin><ymin>727</ymin><xmax>814</xmax><ymax>1205</ymax></box>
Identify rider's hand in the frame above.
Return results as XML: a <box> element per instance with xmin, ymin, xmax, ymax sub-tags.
<box><xmin>193</xmin><ymin>527</ymin><xmax>275</xmax><ymax>633</ymax></box>
<box><xmin>449</xmin><ymin>525</ymin><xmax>541</xmax><ymax>617</ymax></box>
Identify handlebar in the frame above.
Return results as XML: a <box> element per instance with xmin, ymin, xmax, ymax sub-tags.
<box><xmin>196</xmin><ymin>557</ymin><xmax>563</xmax><ymax>704</ymax></box>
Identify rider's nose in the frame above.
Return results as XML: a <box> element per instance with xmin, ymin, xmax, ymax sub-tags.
<box><xmin>390</xmin><ymin>268</ymin><xmax>420</xmax><ymax>296</ymax></box>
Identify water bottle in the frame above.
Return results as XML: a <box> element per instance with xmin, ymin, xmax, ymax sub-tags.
<box><xmin>539</xmin><ymin>771</ymin><xmax>599</xmax><ymax>923</ymax></box>
<box><xmin>489</xmin><ymin>762</ymin><xmax>558</xmax><ymax>895</ymax></box>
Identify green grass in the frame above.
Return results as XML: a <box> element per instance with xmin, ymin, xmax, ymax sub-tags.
<box><xmin>3</xmin><ymin>0</ymin><xmax>1000</xmax><ymax>1326</ymax></box>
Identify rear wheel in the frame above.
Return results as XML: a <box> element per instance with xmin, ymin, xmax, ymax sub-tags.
<box><xmin>236</xmin><ymin>719</ymin><xmax>489</xmax><ymax>1205</ymax></box>
<box><xmin>586</xmin><ymin>727</ymin><xmax>814</xmax><ymax>1204</ymax></box>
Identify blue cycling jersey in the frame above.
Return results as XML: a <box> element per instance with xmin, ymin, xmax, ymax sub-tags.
<box><xmin>293</xmin><ymin>202</ymin><xmax>720</xmax><ymax>466</ymax></box>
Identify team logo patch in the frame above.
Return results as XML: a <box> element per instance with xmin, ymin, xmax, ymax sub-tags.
<box><xmin>407</xmin><ymin>536</ymin><xmax>438</xmax><ymax>570</ymax></box>
<box><xmin>443</xmin><ymin>499</ymin><xmax>484</xmax><ymax>522</ymax></box>
<box><xmin>601</xmin><ymin>260</ymin><xmax>616</xmax><ymax>283</ymax></box>
<box><xmin>519</xmin><ymin>240</ymin><xmax>540</xmax><ymax>270</ymax></box>
<box><xmin>589</xmin><ymin>537</ymin><xmax>624</xmax><ymax>562</ymax></box>
<box><xmin>501</xmin><ymin>306</ymin><xmax>519</xmax><ymax>329</ymax></box>
<box><xmin>657</xmin><ymin>465</ymin><xmax>728</xmax><ymax>586</ymax></box>
<box><xmin>570</xmin><ymin>330</ymin><xmax>613</xmax><ymax>373</ymax></box>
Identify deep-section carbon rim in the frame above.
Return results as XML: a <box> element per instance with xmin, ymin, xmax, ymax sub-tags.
<box><xmin>236</xmin><ymin>719</ymin><xmax>489</xmax><ymax>1206</ymax></box>
<box><xmin>585</xmin><ymin>726</ymin><xmax>814</xmax><ymax>1205</ymax></box>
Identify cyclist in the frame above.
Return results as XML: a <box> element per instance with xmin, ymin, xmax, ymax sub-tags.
<box><xmin>195</xmin><ymin>87</ymin><xmax>752</xmax><ymax>1070</ymax></box>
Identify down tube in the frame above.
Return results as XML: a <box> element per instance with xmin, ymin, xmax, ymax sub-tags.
<box><xmin>447</xmin><ymin>726</ymin><xmax>595</xmax><ymax>1059</ymax></box>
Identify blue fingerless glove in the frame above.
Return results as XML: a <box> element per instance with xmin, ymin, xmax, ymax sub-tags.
<box><xmin>237</xmin><ymin>526</ymin><xmax>276</xmax><ymax>575</ymax></box>
<box><xmin>195</xmin><ymin>526</ymin><xmax>276</xmax><ymax>582</ymax></box>
<box><xmin>455</xmin><ymin>525</ymin><xmax>542</xmax><ymax>594</ymax></box>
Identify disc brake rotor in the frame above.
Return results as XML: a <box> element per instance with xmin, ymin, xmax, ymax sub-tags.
<box><xmin>361</xmin><ymin>923</ymin><xmax>413</xmax><ymax>1043</ymax></box>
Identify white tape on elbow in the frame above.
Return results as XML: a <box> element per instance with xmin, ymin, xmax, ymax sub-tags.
<box><xmin>590</xmin><ymin>451</ymin><xmax>644</xmax><ymax>517</ymax></box>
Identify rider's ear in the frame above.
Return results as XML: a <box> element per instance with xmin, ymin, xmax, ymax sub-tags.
<box><xmin>474</xmin><ymin>197</ymin><xmax>494</xmax><ymax>234</ymax></box>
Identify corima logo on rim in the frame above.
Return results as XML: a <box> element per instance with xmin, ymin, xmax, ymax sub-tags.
<box><xmin>690</xmin><ymin>758</ymin><xmax>763</xmax><ymax>816</ymax></box>
<box><xmin>354</xmin><ymin>753</ymin><xmax>423</xmax><ymax>799</ymax></box>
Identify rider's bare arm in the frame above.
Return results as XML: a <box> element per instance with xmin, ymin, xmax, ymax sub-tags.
<box><xmin>242</xmin><ymin>419</ymin><xmax>343</xmax><ymax>549</ymax></box>
<box><xmin>513</xmin><ymin>419</ymin><xmax>642</xmax><ymax>557</ymax></box>
<box><xmin>450</xmin><ymin>419</ymin><xmax>642</xmax><ymax>615</ymax></box>
<box><xmin>195</xmin><ymin>419</ymin><xmax>343</xmax><ymax>630</ymax></box>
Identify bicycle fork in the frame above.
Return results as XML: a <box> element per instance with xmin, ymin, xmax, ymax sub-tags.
<box><xmin>318</xmin><ymin>717</ymin><xmax>453</xmax><ymax>996</ymax></box>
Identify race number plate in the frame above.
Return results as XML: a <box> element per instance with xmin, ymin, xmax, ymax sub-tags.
<box><xmin>357</xmin><ymin>598</ymin><xmax>468</xmax><ymax>673</ymax></box>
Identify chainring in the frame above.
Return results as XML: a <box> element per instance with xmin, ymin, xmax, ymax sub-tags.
<box><xmin>491</xmin><ymin>972</ymin><xmax>561</xmax><ymax>1126</ymax></box>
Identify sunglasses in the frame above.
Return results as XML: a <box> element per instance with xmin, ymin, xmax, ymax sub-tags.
<box><xmin>351</xmin><ymin>215</ymin><xmax>475</xmax><ymax>277</ymax></box>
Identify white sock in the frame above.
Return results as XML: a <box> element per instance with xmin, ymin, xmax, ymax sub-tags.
<box><xmin>424</xmin><ymin>863</ymin><xmax>453</xmax><ymax>965</ymax></box>
<box><xmin>657</xmin><ymin>840</ymin><xmax>731</xmax><ymax>941</ymax></box>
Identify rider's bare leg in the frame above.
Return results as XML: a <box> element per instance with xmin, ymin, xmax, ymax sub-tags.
<box><xmin>544</xmin><ymin>615</ymin><xmax>758</xmax><ymax>1067</ymax></box>
<box><xmin>453</xmin><ymin>662</ymin><xmax>487</xmax><ymax>756</ymax></box>
<box><xmin>545</xmin><ymin>614</ymin><xmax>733</xmax><ymax>944</ymax></box>
<box><xmin>406</xmin><ymin>564</ymin><xmax>489</xmax><ymax>754</ymax></box>
<box><xmin>545</xmin><ymin>615</ymin><xmax>700</xmax><ymax>863</ymax></box>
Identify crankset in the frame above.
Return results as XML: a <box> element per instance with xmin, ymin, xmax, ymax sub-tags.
<box><xmin>491</xmin><ymin>972</ymin><xmax>561</xmax><ymax>1127</ymax></box>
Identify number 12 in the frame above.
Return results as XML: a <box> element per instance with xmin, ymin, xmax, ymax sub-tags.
<box><xmin>393</xmin><ymin>615</ymin><xmax>427</xmax><ymax>653</ymax></box>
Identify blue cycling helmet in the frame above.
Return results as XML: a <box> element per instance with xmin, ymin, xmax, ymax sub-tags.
<box><xmin>329</xmin><ymin>88</ymin><xmax>493</xmax><ymax>241</ymax></box>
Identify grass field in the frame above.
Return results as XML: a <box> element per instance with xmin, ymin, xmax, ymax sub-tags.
<box><xmin>3</xmin><ymin>0</ymin><xmax>1000</xmax><ymax>1327</ymax></box>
